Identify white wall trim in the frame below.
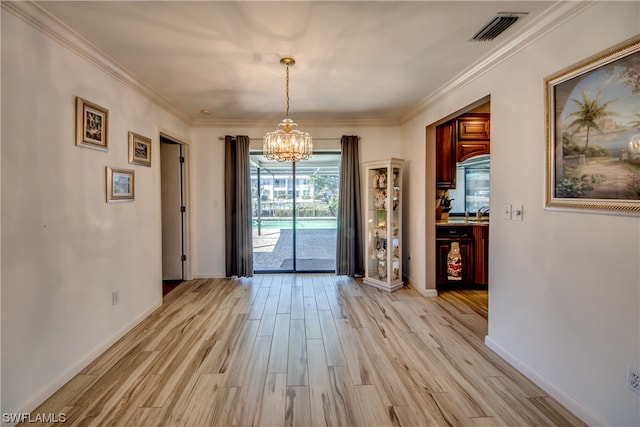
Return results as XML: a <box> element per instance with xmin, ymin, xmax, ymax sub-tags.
<box><xmin>9</xmin><ymin>301</ymin><xmax>161</xmax><ymax>418</ymax></box>
<box><xmin>484</xmin><ymin>336</ymin><xmax>608</xmax><ymax>427</ymax></box>
<box><xmin>407</xmin><ymin>278</ymin><xmax>438</xmax><ymax>297</ymax></box>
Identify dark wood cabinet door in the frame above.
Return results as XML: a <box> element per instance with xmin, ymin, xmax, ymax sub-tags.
<box><xmin>473</xmin><ymin>226</ymin><xmax>489</xmax><ymax>285</ymax></box>
<box><xmin>436</xmin><ymin>238</ymin><xmax>474</xmax><ymax>286</ymax></box>
<box><xmin>457</xmin><ymin>141</ymin><xmax>490</xmax><ymax>162</ymax></box>
<box><xmin>457</xmin><ymin>114</ymin><xmax>490</xmax><ymax>140</ymax></box>
<box><xmin>436</xmin><ymin>121</ymin><xmax>456</xmax><ymax>189</ymax></box>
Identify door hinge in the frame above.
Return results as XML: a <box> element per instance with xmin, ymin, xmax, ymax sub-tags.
<box><xmin>181</xmin><ymin>254</ymin><xmax>187</xmax><ymax>261</ymax></box>
<box><xmin>180</xmin><ymin>206</ymin><xmax>186</xmax><ymax>213</ymax></box>
<box><xmin>179</xmin><ymin>156</ymin><xmax>185</xmax><ymax>163</ymax></box>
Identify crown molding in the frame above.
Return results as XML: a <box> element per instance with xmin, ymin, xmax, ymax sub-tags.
<box><xmin>2</xmin><ymin>0</ymin><xmax>192</xmax><ymax>125</ymax></box>
<box><xmin>191</xmin><ymin>117</ymin><xmax>401</xmax><ymax>128</ymax></box>
<box><xmin>5</xmin><ymin>0</ymin><xmax>595</xmax><ymax>128</ymax></box>
<box><xmin>400</xmin><ymin>1</ymin><xmax>595</xmax><ymax>124</ymax></box>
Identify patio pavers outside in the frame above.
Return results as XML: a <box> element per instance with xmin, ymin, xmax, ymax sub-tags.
<box><xmin>252</xmin><ymin>228</ymin><xmax>336</xmax><ymax>271</ymax></box>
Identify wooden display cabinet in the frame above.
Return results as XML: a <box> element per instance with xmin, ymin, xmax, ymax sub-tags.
<box><xmin>363</xmin><ymin>158</ymin><xmax>404</xmax><ymax>292</ymax></box>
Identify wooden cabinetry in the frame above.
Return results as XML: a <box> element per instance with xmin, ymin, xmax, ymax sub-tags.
<box><xmin>436</xmin><ymin>113</ymin><xmax>490</xmax><ymax>188</ymax></box>
<box><xmin>364</xmin><ymin>158</ymin><xmax>404</xmax><ymax>292</ymax></box>
<box><xmin>457</xmin><ymin>141</ymin><xmax>490</xmax><ymax>163</ymax></box>
<box><xmin>435</xmin><ymin>122</ymin><xmax>456</xmax><ymax>189</ymax></box>
<box><xmin>436</xmin><ymin>237</ymin><xmax>473</xmax><ymax>285</ymax></box>
<box><xmin>473</xmin><ymin>225</ymin><xmax>489</xmax><ymax>286</ymax></box>
<box><xmin>436</xmin><ymin>224</ymin><xmax>488</xmax><ymax>289</ymax></box>
<box><xmin>457</xmin><ymin>114</ymin><xmax>490</xmax><ymax>140</ymax></box>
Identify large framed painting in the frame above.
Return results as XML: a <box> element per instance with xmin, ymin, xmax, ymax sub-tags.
<box><xmin>545</xmin><ymin>36</ymin><xmax>640</xmax><ymax>215</ymax></box>
<box><xmin>76</xmin><ymin>97</ymin><xmax>108</xmax><ymax>151</ymax></box>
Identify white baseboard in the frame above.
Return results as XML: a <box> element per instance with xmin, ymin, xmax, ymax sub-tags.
<box><xmin>484</xmin><ymin>335</ymin><xmax>607</xmax><ymax>427</ymax></box>
<box><xmin>10</xmin><ymin>300</ymin><xmax>162</xmax><ymax>423</ymax></box>
<box><xmin>406</xmin><ymin>277</ymin><xmax>438</xmax><ymax>297</ymax></box>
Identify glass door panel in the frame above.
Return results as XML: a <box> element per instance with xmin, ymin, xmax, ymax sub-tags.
<box><xmin>251</xmin><ymin>152</ymin><xmax>340</xmax><ymax>272</ymax></box>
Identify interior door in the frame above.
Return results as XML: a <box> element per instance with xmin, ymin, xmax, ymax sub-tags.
<box><xmin>161</xmin><ymin>140</ymin><xmax>184</xmax><ymax>280</ymax></box>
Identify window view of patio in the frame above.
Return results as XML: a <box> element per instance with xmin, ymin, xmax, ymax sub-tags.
<box><xmin>251</xmin><ymin>153</ymin><xmax>340</xmax><ymax>272</ymax></box>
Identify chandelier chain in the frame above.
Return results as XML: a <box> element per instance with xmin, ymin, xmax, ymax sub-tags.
<box><xmin>285</xmin><ymin>63</ymin><xmax>290</xmax><ymax>119</ymax></box>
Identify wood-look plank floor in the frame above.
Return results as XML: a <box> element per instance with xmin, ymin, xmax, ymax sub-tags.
<box><xmin>25</xmin><ymin>275</ymin><xmax>586</xmax><ymax>426</ymax></box>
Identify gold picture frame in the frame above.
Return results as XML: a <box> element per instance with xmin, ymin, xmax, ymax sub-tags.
<box><xmin>106</xmin><ymin>167</ymin><xmax>134</xmax><ymax>202</ymax></box>
<box><xmin>76</xmin><ymin>97</ymin><xmax>108</xmax><ymax>151</ymax></box>
<box><xmin>545</xmin><ymin>35</ymin><xmax>640</xmax><ymax>215</ymax></box>
<box><xmin>128</xmin><ymin>131</ymin><xmax>152</xmax><ymax>167</ymax></box>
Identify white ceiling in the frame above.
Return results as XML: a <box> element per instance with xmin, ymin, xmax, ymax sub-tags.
<box><xmin>31</xmin><ymin>1</ymin><xmax>577</xmax><ymax>126</ymax></box>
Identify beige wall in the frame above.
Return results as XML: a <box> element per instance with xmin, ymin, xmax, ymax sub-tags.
<box><xmin>189</xmin><ymin>126</ymin><xmax>404</xmax><ymax>278</ymax></box>
<box><xmin>402</xmin><ymin>2</ymin><xmax>640</xmax><ymax>425</ymax></box>
<box><xmin>2</xmin><ymin>2</ymin><xmax>639</xmax><ymax>426</ymax></box>
<box><xmin>1</xmin><ymin>9</ymin><xmax>191</xmax><ymax>415</ymax></box>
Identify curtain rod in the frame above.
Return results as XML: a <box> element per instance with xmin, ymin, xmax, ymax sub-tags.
<box><xmin>218</xmin><ymin>136</ymin><xmax>354</xmax><ymax>141</ymax></box>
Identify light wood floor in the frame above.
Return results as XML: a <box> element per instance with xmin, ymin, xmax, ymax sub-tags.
<box><xmin>26</xmin><ymin>274</ymin><xmax>585</xmax><ymax>426</ymax></box>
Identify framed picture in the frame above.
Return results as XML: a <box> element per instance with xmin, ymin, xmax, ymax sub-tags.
<box><xmin>76</xmin><ymin>97</ymin><xmax>108</xmax><ymax>151</ymax></box>
<box><xmin>128</xmin><ymin>132</ymin><xmax>152</xmax><ymax>167</ymax></box>
<box><xmin>545</xmin><ymin>36</ymin><xmax>640</xmax><ymax>215</ymax></box>
<box><xmin>106</xmin><ymin>167</ymin><xmax>135</xmax><ymax>202</ymax></box>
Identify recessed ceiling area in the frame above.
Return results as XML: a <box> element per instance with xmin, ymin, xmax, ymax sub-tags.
<box><xmin>33</xmin><ymin>1</ymin><xmax>565</xmax><ymax>125</ymax></box>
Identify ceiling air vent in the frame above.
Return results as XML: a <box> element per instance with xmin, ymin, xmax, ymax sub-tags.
<box><xmin>470</xmin><ymin>13</ymin><xmax>527</xmax><ymax>42</ymax></box>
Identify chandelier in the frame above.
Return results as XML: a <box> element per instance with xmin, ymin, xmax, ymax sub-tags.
<box><xmin>263</xmin><ymin>57</ymin><xmax>312</xmax><ymax>162</ymax></box>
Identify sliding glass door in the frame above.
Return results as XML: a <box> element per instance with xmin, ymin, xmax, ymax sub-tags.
<box><xmin>250</xmin><ymin>153</ymin><xmax>340</xmax><ymax>272</ymax></box>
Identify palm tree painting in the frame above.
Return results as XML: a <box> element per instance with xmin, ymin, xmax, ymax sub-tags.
<box><xmin>547</xmin><ymin>38</ymin><xmax>640</xmax><ymax>209</ymax></box>
<box><xmin>565</xmin><ymin>82</ymin><xmax>618</xmax><ymax>154</ymax></box>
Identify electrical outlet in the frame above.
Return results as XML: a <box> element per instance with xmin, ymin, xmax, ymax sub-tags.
<box><xmin>112</xmin><ymin>291</ymin><xmax>119</xmax><ymax>306</ymax></box>
<box><xmin>628</xmin><ymin>366</ymin><xmax>640</xmax><ymax>395</ymax></box>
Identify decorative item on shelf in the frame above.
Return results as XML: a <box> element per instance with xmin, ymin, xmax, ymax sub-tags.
<box><xmin>374</xmin><ymin>189</ymin><xmax>387</xmax><ymax>209</ymax></box>
<box><xmin>376</xmin><ymin>246</ymin><xmax>386</xmax><ymax>261</ymax></box>
<box><xmin>393</xmin><ymin>266</ymin><xmax>400</xmax><ymax>280</ymax></box>
<box><xmin>373</xmin><ymin>171</ymin><xmax>387</xmax><ymax>188</ymax></box>
<box><xmin>378</xmin><ymin>260</ymin><xmax>387</xmax><ymax>280</ymax></box>
<box><xmin>393</xmin><ymin>187</ymin><xmax>399</xmax><ymax>210</ymax></box>
<box><xmin>447</xmin><ymin>242</ymin><xmax>463</xmax><ymax>281</ymax></box>
<box><xmin>263</xmin><ymin>57</ymin><xmax>312</xmax><ymax>162</ymax></box>
<box><xmin>437</xmin><ymin>192</ymin><xmax>453</xmax><ymax>221</ymax></box>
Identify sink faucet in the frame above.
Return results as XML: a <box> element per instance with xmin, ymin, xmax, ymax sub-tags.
<box><xmin>476</xmin><ymin>206</ymin><xmax>490</xmax><ymax>221</ymax></box>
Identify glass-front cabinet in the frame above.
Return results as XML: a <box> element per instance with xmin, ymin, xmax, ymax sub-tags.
<box><xmin>363</xmin><ymin>158</ymin><xmax>404</xmax><ymax>292</ymax></box>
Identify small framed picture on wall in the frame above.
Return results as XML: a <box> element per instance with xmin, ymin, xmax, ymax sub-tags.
<box><xmin>76</xmin><ymin>97</ymin><xmax>108</xmax><ymax>151</ymax></box>
<box><xmin>128</xmin><ymin>131</ymin><xmax>152</xmax><ymax>167</ymax></box>
<box><xmin>106</xmin><ymin>167</ymin><xmax>135</xmax><ymax>202</ymax></box>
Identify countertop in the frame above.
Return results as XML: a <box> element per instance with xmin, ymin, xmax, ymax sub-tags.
<box><xmin>436</xmin><ymin>218</ymin><xmax>489</xmax><ymax>227</ymax></box>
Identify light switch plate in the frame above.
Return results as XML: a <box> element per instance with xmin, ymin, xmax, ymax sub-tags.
<box><xmin>502</xmin><ymin>203</ymin><xmax>512</xmax><ymax>220</ymax></box>
<box><xmin>512</xmin><ymin>204</ymin><xmax>523</xmax><ymax>221</ymax></box>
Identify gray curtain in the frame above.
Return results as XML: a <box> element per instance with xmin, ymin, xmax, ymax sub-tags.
<box><xmin>224</xmin><ymin>135</ymin><xmax>253</xmax><ymax>277</ymax></box>
<box><xmin>336</xmin><ymin>135</ymin><xmax>364</xmax><ymax>276</ymax></box>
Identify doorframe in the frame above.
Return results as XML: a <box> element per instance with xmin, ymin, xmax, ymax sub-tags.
<box><xmin>159</xmin><ymin>131</ymin><xmax>192</xmax><ymax>281</ymax></box>
<box><xmin>426</xmin><ymin>95</ymin><xmax>490</xmax><ymax>295</ymax></box>
<box><xmin>250</xmin><ymin>151</ymin><xmax>341</xmax><ymax>274</ymax></box>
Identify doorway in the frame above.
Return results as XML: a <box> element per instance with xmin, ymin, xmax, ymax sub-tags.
<box><xmin>251</xmin><ymin>152</ymin><xmax>340</xmax><ymax>273</ymax></box>
<box><xmin>160</xmin><ymin>134</ymin><xmax>189</xmax><ymax>294</ymax></box>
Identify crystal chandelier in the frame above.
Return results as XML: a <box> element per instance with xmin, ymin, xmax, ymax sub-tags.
<box><xmin>263</xmin><ymin>58</ymin><xmax>312</xmax><ymax>162</ymax></box>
